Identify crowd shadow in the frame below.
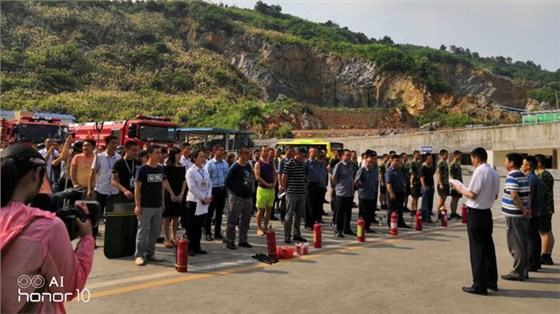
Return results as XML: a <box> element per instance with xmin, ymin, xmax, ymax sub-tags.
<box><xmin>493</xmin><ymin>289</ymin><xmax>560</xmax><ymax>299</ymax></box>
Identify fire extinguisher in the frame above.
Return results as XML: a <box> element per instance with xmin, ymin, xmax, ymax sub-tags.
<box><xmin>266</xmin><ymin>225</ymin><xmax>278</xmax><ymax>259</ymax></box>
<box><xmin>357</xmin><ymin>218</ymin><xmax>365</xmax><ymax>242</ymax></box>
<box><xmin>176</xmin><ymin>235</ymin><xmax>189</xmax><ymax>273</ymax></box>
<box><xmin>415</xmin><ymin>210</ymin><xmax>423</xmax><ymax>231</ymax></box>
<box><xmin>313</xmin><ymin>223</ymin><xmax>322</xmax><ymax>248</ymax></box>
<box><xmin>461</xmin><ymin>204</ymin><xmax>468</xmax><ymax>224</ymax></box>
<box><xmin>390</xmin><ymin>212</ymin><xmax>398</xmax><ymax>236</ymax></box>
<box><xmin>440</xmin><ymin>207</ymin><xmax>448</xmax><ymax>227</ymax></box>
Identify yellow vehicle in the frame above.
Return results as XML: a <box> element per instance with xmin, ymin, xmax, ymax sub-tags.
<box><xmin>275</xmin><ymin>139</ymin><xmax>343</xmax><ymax>159</ymax></box>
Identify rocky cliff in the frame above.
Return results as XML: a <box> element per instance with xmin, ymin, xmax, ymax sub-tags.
<box><xmin>200</xmin><ymin>32</ymin><xmax>527</xmax><ymax>127</ymax></box>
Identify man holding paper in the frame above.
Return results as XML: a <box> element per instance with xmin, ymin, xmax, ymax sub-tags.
<box><xmin>452</xmin><ymin>147</ymin><xmax>500</xmax><ymax>295</ymax></box>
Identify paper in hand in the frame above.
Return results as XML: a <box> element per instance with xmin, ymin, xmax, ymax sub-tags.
<box><xmin>448</xmin><ymin>179</ymin><xmax>467</xmax><ymax>191</ymax></box>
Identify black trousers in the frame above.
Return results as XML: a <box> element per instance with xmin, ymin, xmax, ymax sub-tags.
<box><xmin>306</xmin><ymin>182</ymin><xmax>324</xmax><ymax>227</ymax></box>
<box><xmin>359</xmin><ymin>198</ymin><xmax>377</xmax><ymax>229</ymax></box>
<box><xmin>386</xmin><ymin>190</ymin><xmax>405</xmax><ymax>226</ymax></box>
<box><xmin>335</xmin><ymin>196</ymin><xmax>353</xmax><ymax>233</ymax></box>
<box><xmin>94</xmin><ymin>192</ymin><xmax>109</xmax><ymax>238</ymax></box>
<box><xmin>186</xmin><ymin>201</ymin><xmax>206</xmax><ymax>252</ymax></box>
<box><xmin>467</xmin><ymin>208</ymin><xmax>498</xmax><ymax>291</ymax></box>
<box><xmin>205</xmin><ymin>187</ymin><xmax>227</xmax><ymax>236</ymax></box>
<box><xmin>528</xmin><ymin>216</ymin><xmax>542</xmax><ymax>269</ymax></box>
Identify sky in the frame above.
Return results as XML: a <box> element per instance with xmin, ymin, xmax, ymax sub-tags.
<box><xmin>208</xmin><ymin>0</ymin><xmax>560</xmax><ymax>72</ymax></box>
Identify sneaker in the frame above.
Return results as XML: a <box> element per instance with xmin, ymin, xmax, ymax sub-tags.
<box><xmin>293</xmin><ymin>235</ymin><xmax>307</xmax><ymax>242</ymax></box>
<box><xmin>450</xmin><ymin>213</ymin><xmax>461</xmax><ymax>220</ymax></box>
<box><xmin>147</xmin><ymin>255</ymin><xmax>164</xmax><ymax>262</ymax></box>
<box><xmin>238</xmin><ymin>242</ymin><xmax>252</xmax><ymax>248</ymax></box>
<box><xmin>135</xmin><ymin>257</ymin><xmax>145</xmax><ymax>266</ymax></box>
<box><xmin>542</xmin><ymin>255</ymin><xmax>555</xmax><ymax>265</ymax></box>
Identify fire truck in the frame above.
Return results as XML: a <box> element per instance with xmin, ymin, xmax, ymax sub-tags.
<box><xmin>1</xmin><ymin>111</ymin><xmax>69</xmax><ymax>146</ymax></box>
<box><xmin>69</xmin><ymin>115</ymin><xmax>180</xmax><ymax>148</ymax></box>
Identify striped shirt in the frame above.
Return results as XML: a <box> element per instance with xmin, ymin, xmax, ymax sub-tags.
<box><xmin>283</xmin><ymin>158</ymin><xmax>307</xmax><ymax>194</ymax></box>
<box><xmin>501</xmin><ymin>170</ymin><xmax>530</xmax><ymax>217</ymax></box>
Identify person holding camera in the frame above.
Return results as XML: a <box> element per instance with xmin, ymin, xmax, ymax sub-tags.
<box><xmin>1</xmin><ymin>144</ymin><xmax>94</xmax><ymax>313</ymax></box>
<box><xmin>185</xmin><ymin>149</ymin><xmax>212</xmax><ymax>256</ymax></box>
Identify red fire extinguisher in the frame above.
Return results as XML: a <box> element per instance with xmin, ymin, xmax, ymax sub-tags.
<box><xmin>266</xmin><ymin>225</ymin><xmax>278</xmax><ymax>259</ymax></box>
<box><xmin>440</xmin><ymin>207</ymin><xmax>448</xmax><ymax>227</ymax></box>
<box><xmin>461</xmin><ymin>204</ymin><xmax>468</xmax><ymax>224</ymax></box>
<box><xmin>176</xmin><ymin>236</ymin><xmax>189</xmax><ymax>273</ymax></box>
<box><xmin>313</xmin><ymin>223</ymin><xmax>322</xmax><ymax>248</ymax></box>
<box><xmin>390</xmin><ymin>212</ymin><xmax>398</xmax><ymax>236</ymax></box>
<box><xmin>357</xmin><ymin>218</ymin><xmax>365</xmax><ymax>242</ymax></box>
<box><xmin>415</xmin><ymin>210</ymin><xmax>423</xmax><ymax>231</ymax></box>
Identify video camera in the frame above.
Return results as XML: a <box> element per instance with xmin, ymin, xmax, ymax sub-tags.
<box><xmin>30</xmin><ymin>188</ymin><xmax>101</xmax><ymax>241</ymax></box>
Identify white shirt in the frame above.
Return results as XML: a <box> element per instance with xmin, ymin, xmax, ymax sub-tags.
<box><xmin>186</xmin><ymin>165</ymin><xmax>212</xmax><ymax>216</ymax></box>
<box><xmin>465</xmin><ymin>163</ymin><xmax>500</xmax><ymax>210</ymax></box>
<box><xmin>92</xmin><ymin>152</ymin><xmax>122</xmax><ymax>195</ymax></box>
<box><xmin>180</xmin><ymin>155</ymin><xmax>193</xmax><ymax>170</ymax></box>
<box><xmin>39</xmin><ymin>148</ymin><xmax>59</xmax><ymax>180</ymax></box>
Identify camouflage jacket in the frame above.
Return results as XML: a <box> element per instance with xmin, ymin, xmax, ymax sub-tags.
<box><xmin>449</xmin><ymin>162</ymin><xmax>463</xmax><ymax>182</ymax></box>
<box><xmin>410</xmin><ymin>160</ymin><xmax>422</xmax><ymax>185</ymax></box>
<box><xmin>538</xmin><ymin>170</ymin><xmax>555</xmax><ymax>215</ymax></box>
<box><xmin>437</xmin><ymin>160</ymin><xmax>449</xmax><ymax>185</ymax></box>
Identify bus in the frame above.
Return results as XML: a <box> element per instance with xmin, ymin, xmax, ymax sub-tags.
<box><xmin>274</xmin><ymin>139</ymin><xmax>343</xmax><ymax>159</ymax></box>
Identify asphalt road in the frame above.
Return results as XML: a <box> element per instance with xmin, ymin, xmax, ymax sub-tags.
<box><xmin>66</xmin><ymin>176</ymin><xmax>560</xmax><ymax>313</ymax></box>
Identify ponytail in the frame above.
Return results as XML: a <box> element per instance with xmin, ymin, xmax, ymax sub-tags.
<box><xmin>1</xmin><ymin>145</ymin><xmax>46</xmax><ymax>207</ymax></box>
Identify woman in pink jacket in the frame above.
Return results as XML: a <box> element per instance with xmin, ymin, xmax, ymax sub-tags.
<box><xmin>1</xmin><ymin>144</ymin><xmax>94</xmax><ymax>313</ymax></box>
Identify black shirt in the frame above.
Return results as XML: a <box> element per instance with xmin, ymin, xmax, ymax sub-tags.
<box><xmin>225</xmin><ymin>162</ymin><xmax>254</xmax><ymax>199</ymax></box>
<box><xmin>136</xmin><ymin>164</ymin><xmax>166</xmax><ymax>208</ymax></box>
<box><xmin>420</xmin><ymin>164</ymin><xmax>435</xmax><ymax>188</ymax></box>
<box><xmin>112</xmin><ymin>158</ymin><xmax>141</xmax><ymax>192</ymax></box>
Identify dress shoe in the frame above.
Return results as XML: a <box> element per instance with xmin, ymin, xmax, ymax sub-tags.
<box><xmin>398</xmin><ymin>224</ymin><xmax>413</xmax><ymax>229</ymax></box>
<box><xmin>225</xmin><ymin>242</ymin><xmax>236</xmax><ymax>250</ymax></box>
<box><xmin>284</xmin><ymin>237</ymin><xmax>292</xmax><ymax>244</ymax></box>
<box><xmin>335</xmin><ymin>232</ymin><xmax>345</xmax><ymax>239</ymax></box>
<box><xmin>238</xmin><ymin>242</ymin><xmax>252</xmax><ymax>248</ymax></box>
<box><xmin>214</xmin><ymin>233</ymin><xmax>224</xmax><ymax>240</ymax></box>
<box><xmin>344</xmin><ymin>230</ymin><xmax>357</xmax><ymax>236</ymax></box>
<box><xmin>501</xmin><ymin>274</ymin><xmax>524</xmax><ymax>281</ymax></box>
<box><xmin>487</xmin><ymin>284</ymin><xmax>498</xmax><ymax>292</ymax></box>
<box><xmin>365</xmin><ymin>227</ymin><xmax>375</xmax><ymax>233</ymax></box>
<box><xmin>527</xmin><ymin>267</ymin><xmax>539</xmax><ymax>272</ymax></box>
<box><xmin>293</xmin><ymin>235</ymin><xmax>308</xmax><ymax>242</ymax></box>
<box><xmin>462</xmin><ymin>286</ymin><xmax>487</xmax><ymax>295</ymax></box>
<box><xmin>205</xmin><ymin>234</ymin><xmax>214</xmax><ymax>241</ymax></box>
<box><xmin>195</xmin><ymin>249</ymin><xmax>208</xmax><ymax>255</ymax></box>
<box><xmin>188</xmin><ymin>251</ymin><xmax>196</xmax><ymax>257</ymax></box>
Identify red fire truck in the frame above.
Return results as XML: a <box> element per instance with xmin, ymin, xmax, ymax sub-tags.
<box><xmin>1</xmin><ymin>111</ymin><xmax>69</xmax><ymax>146</ymax></box>
<box><xmin>69</xmin><ymin>115</ymin><xmax>179</xmax><ymax>148</ymax></box>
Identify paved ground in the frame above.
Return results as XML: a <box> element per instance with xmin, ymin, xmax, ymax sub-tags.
<box><xmin>66</xmin><ymin>176</ymin><xmax>560</xmax><ymax>313</ymax></box>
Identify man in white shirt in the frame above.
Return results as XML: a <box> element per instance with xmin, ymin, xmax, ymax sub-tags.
<box><xmin>88</xmin><ymin>136</ymin><xmax>122</xmax><ymax>242</ymax></box>
<box><xmin>452</xmin><ymin>147</ymin><xmax>500</xmax><ymax>296</ymax></box>
<box><xmin>38</xmin><ymin>138</ymin><xmax>59</xmax><ymax>183</ymax></box>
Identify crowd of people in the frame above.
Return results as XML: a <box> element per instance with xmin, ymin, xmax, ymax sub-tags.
<box><xmin>29</xmin><ymin>137</ymin><xmax>556</xmax><ymax>274</ymax></box>
<box><xmin>0</xmin><ymin>137</ymin><xmax>556</xmax><ymax>309</ymax></box>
